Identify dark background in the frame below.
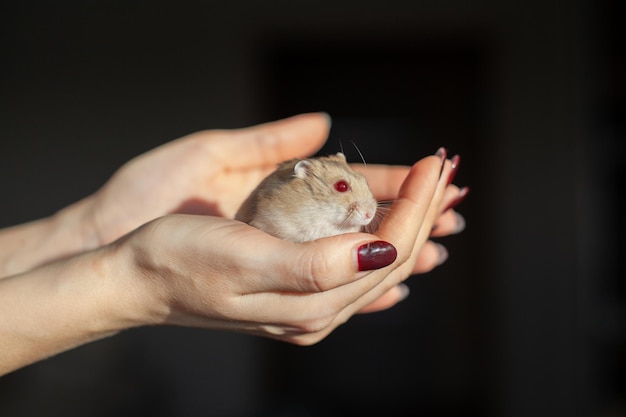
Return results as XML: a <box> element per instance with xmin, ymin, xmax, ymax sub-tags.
<box><xmin>0</xmin><ymin>1</ymin><xmax>624</xmax><ymax>416</ymax></box>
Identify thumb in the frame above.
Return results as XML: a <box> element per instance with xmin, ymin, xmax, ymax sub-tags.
<box><xmin>251</xmin><ymin>233</ymin><xmax>397</xmax><ymax>294</ymax></box>
<box><xmin>214</xmin><ymin>113</ymin><xmax>331</xmax><ymax>169</ymax></box>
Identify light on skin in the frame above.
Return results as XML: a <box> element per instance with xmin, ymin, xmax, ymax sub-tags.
<box><xmin>0</xmin><ymin>113</ymin><xmax>465</xmax><ymax>375</ymax></box>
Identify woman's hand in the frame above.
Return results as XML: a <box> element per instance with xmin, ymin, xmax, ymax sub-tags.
<box><xmin>117</xmin><ymin>151</ymin><xmax>451</xmax><ymax>345</ymax></box>
<box><xmin>0</xmin><ymin>115</ymin><xmax>468</xmax><ymax>374</ymax></box>
<box><xmin>0</xmin><ymin>152</ymin><xmax>449</xmax><ymax>375</ymax></box>
<box><xmin>84</xmin><ymin>113</ymin><xmax>331</xmax><ymax>248</ymax></box>
<box><xmin>353</xmin><ymin>156</ymin><xmax>468</xmax><ymax>314</ymax></box>
<box><xmin>83</xmin><ymin>112</ymin><xmax>467</xmax><ymax>253</ymax></box>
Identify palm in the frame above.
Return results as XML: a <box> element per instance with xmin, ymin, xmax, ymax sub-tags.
<box><xmin>89</xmin><ymin>114</ymin><xmax>329</xmax><ymax>245</ymax></box>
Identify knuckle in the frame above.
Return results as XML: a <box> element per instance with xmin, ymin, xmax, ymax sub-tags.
<box><xmin>394</xmin><ymin>245</ymin><xmax>412</xmax><ymax>266</ymax></box>
<box><xmin>297</xmin><ymin>247</ymin><xmax>340</xmax><ymax>292</ymax></box>
<box><xmin>286</xmin><ymin>305</ymin><xmax>338</xmax><ymax>335</ymax></box>
<box><xmin>297</xmin><ymin>316</ymin><xmax>334</xmax><ymax>334</ymax></box>
<box><xmin>250</xmin><ymin>132</ymin><xmax>281</xmax><ymax>162</ymax></box>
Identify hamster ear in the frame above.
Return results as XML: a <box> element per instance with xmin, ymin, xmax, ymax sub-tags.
<box><xmin>293</xmin><ymin>160</ymin><xmax>313</xmax><ymax>179</ymax></box>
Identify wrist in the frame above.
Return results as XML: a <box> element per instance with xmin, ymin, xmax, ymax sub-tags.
<box><xmin>0</xmin><ymin>197</ymin><xmax>99</xmax><ymax>277</ymax></box>
<box><xmin>0</xmin><ymin>243</ymin><xmax>150</xmax><ymax>375</ymax></box>
<box><xmin>51</xmin><ymin>195</ymin><xmax>101</xmax><ymax>252</ymax></box>
<box><xmin>105</xmin><ymin>226</ymin><xmax>172</xmax><ymax>327</ymax></box>
<box><xmin>27</xmin><ymin>196</ymin><xmax>101</xmax><ymax>271</ymax></box>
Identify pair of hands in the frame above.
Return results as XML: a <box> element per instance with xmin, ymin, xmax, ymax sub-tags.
<box><xmin>87</xmin><ymin>113</ymin><xmax>464</xmax><ymax>345</ymax></box>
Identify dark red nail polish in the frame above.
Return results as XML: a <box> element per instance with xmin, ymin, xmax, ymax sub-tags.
<box><xmin>447</xmin><ymin>154</ymin><xmax>461</xmax><ymax>185</ymax></box>
<box><xmin>357</xmin><ymin>241</ymin><xmax>397</xmax><ymax>271</ymax></box>
<box><xmin>443</xmin><ymin>186</ymin><xmax>470</xmax><ymax>212</ymax></box>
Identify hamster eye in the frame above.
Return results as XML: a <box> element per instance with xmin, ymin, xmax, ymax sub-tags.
<box><xmin>334</xmin><ymin>180</ymin><xmax>350</xmax><ymax>193</ymax></box>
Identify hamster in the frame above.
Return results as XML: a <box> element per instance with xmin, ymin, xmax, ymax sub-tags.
<box><xmin>235</xmin><ymin>153</ymin><xmax>378</xmax><ymax>243</ymax></box>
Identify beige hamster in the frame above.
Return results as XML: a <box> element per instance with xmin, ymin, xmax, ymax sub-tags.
<box><xmin>235</xmin><ymin>153</ymin><xmax>377</xmax><ymax>243</ymax></box>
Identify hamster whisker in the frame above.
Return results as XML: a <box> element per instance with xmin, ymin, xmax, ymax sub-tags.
<box><xmin>362</xmin><ymin>201</ymin><xmax>395</xmax><ymax>234</ymax></box>
<box><xmin>376</xmin><ymin>200</ymin><xmax>395</xmax><ymax>209</ymax></box>
<box><xmin>362</xmin><ymin>216</ymin><xmax>382</xmax><ymax>234</ymax></box>
<box><xmin>375</xmin><ymin>201</ymin><xmax>394</xmax><ymax>217</ymax></box>
<box><xmin>340</xmin><ymin>209</ymin><xmax>358</xmax><ymax>229</ymax></box>
<box><xmin>350</xmin><ymin>140</ymin><xmax>367</xmax><ymax>166</ymax></box>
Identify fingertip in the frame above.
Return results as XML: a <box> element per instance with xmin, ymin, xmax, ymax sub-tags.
<box><xmin>275</xmin><ymin>112</ymin><xmax>331</xmax><ymax>157</ymax></box>
<box><xmin>396</xmin><ymin>282</ymin><xmax>410</xmax><ymax>302</ymax></box>
<box><xmin>443</xmin><ymin>186</ymin><xmax>470</xmax><ymax>212</ymax></box>
<box><xmin>452</xmin><ymin>212</ymin><xmax>466</xmax><ymax>234</ymax></box>
<box><xmin>434</xmin><ymin>242</ymin><xmax>449</xmax><ymax>266</ymax></box>
<box><xmin>357</xmin><ymin>283</ymin><xmax>410</xmax><ymax>314</ymax></box>
<box><xmin>282</xmin><ymin>112</ymin><xmax>331</xmax><ymax>132</ymax></box>
<box><xmin>377</xmin><ymin>155</ymin><xmax>445</xmax><ymax>245</ymax></box>
<box><xmin>401</xmin><ymin>154</ymin><xmax>446</xmax><ymax>195</ymax></box>
<box><xmin>290</xmin><ymin>234</ymin><xmax>390</xmax><ymax>292</ymax></box>
<box><xmin>412</xmin><ymin>240</ymin><xmax>449</xmax><ymax>274</ymax></box>
<box><xmin>431</xmin><ymin>209</ymin><xmax>466</xmax><ymax>237</ymax></box>
<box><xmin>318</xmin><ymin>111</ymin><xmax>332</xmax><ymax>129</ymax></box>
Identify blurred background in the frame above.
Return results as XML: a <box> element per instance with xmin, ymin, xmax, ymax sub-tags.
<box><xmin>0</xmin><ymin>0</ymin><xmax>624</xmax><ymax>416</ymax></box>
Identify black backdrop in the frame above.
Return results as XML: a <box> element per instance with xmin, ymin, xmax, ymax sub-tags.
<box><xmin>1</xmin><ymin>1</ymin><xmax>624</xmax><ymax>416</ymax></box>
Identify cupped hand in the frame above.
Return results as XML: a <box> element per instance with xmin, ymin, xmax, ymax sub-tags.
<box><xmin>353</xmin><ymin>158</ymin><xmax>467</xmax><ymax>314</ymax></box>
<box><xmin>119</xmin><ymin>152</ymin><xmax>451</xmax><ymax>345</ymax></box>
<box><xmin>86</xmin><ymin>113</ymin><xmax>331</xmax><ymax>247</ymax></box>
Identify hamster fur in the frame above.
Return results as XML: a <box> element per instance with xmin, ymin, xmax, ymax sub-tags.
<box><xmin>235</xmin><ymin>153</ymin><xmax>377</xmax><ymax>243</ymax></box>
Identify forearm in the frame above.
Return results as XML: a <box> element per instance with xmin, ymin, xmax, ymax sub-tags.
<box><xmin>0</xmin><ymin>243</ymin><xmax>154</xmax><ymax>376</ymax></box>
<box><xmin>0</xmin><ymin>197</ymin><xmax>98</xmax><ymax>278</ymax></box>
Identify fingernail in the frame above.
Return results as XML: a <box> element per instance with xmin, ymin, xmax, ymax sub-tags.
<box><xmin>320</xmin><ymin>111</ymin><xmax>332</xmax><ymax>128</ymax></box>
<box><xmin>447</xmin><ymin>154</ymin><xmax>461</xmax><ymax>185</ymax></box>
<box><xmin>435</xmin><ymin>147</ymin><xmax>447</xmax><ymax>179</ymax></box>
<box><xmin>357</xmin><ymin>240</ymin><xmax>398</xmax><ymax>271</ymax></box>
<box><xmin>434</xmin><ymin>243</ymin><xmax>449</xmax><ymax>266</ymax></box>
<box><xmin>452</xmin><ymin>212</ymin><xmax>466</xmax><ymax>234</ymax></box>
<box><xmin>397</xmin><ymin>283</ymin><xmax>410</xmax><ymax>302</ymax></box>
<box><xmin>443</xmin><ymin>186</ymin><xmax>470</xmax><ymax>212</ymax></box>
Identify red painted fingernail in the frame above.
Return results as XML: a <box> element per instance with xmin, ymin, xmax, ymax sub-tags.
<box><xmin>357</xmin><ymin>241</ymin><xmax>397</xmax><ymax>271</ymax></box>
<box><xmin>447</xmin><ymin>154</ymin><xmax>461</xmax><ymax>185</ymax></box>
<box><xmin>443</xmin><ymin>186</ymin><xmax>470</xmax><ymax>212</ymax></box>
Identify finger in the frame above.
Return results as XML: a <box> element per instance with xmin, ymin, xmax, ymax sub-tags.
<box><xmin>439</xmin><ymin>184</ymin><xmax>461</xmax><ymax>212</ymax></box>
<box><xmin>212</xmin><ymin>113</ymin><xmax>331</xmax><ymax>169</ymax></box>
<box><xmin>356</xmin><ymin>284</ymin><xmax>410</xmax><ymax>314</ymax></box>
<box><xmin>431</xmin><ymin>210</ymin><xmax>466</xmax><ymax>237</ymax></box>
<box><xmin>325</xmin><ymin>156</ymin><xmax>452</xmax><ymax>317</ymax></box>
<box><xmin>439</xmin><ymin>184</ymin><xmax>470</xmax><ymax>214</ymax></box>
<box><xmin>341</xmin><ymin>156</ymin><xmax>448</xmax><ymax>305</ymax></box>
<box><xmin>298</xmin><ymin>156</ymin><xmax>447</xmax><ymax>319</ymax></box>
<box><xmin>237</xmin><ymin>228</ymin><xmax>396</xmax><ymax>294</ymax></box>
<box><xmin>232</xmin><ymin>156</ymin><xmax>445</xmax><ymax>337</ymax></box>
<box><xmin>412</xmin><ymin>240</ymin><xmax>449</xmax><ymax>274</ymax></box>
<box><xmin>244</xmin><ymin>158</ymin><xmax>452</xmax><ymax>343</ymax></box>
<box><xmin>351</xmin><ymin>164</ymin><xmax>410</xmax><ymax>201</ymax></box>
<box><xmin>376</xmin><ymin>155</ymin><xmax>443</xmax><ymax>254</ymax></box>
<box><xmin>442</xmin><ymin>186</ymin><xmax>470</xmax><ymax>213</ymax></box>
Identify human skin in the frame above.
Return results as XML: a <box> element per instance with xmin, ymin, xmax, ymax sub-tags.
<box><xmin>0</xmin><ymin>113</ymin><xmax>466</xmax><ymax>375</ymax></box>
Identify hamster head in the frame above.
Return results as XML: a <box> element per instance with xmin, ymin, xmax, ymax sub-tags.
<box><xmin>275</xmin><ymin>152</ymin><xmax>378</xmax><ymax>241</ymax></box>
